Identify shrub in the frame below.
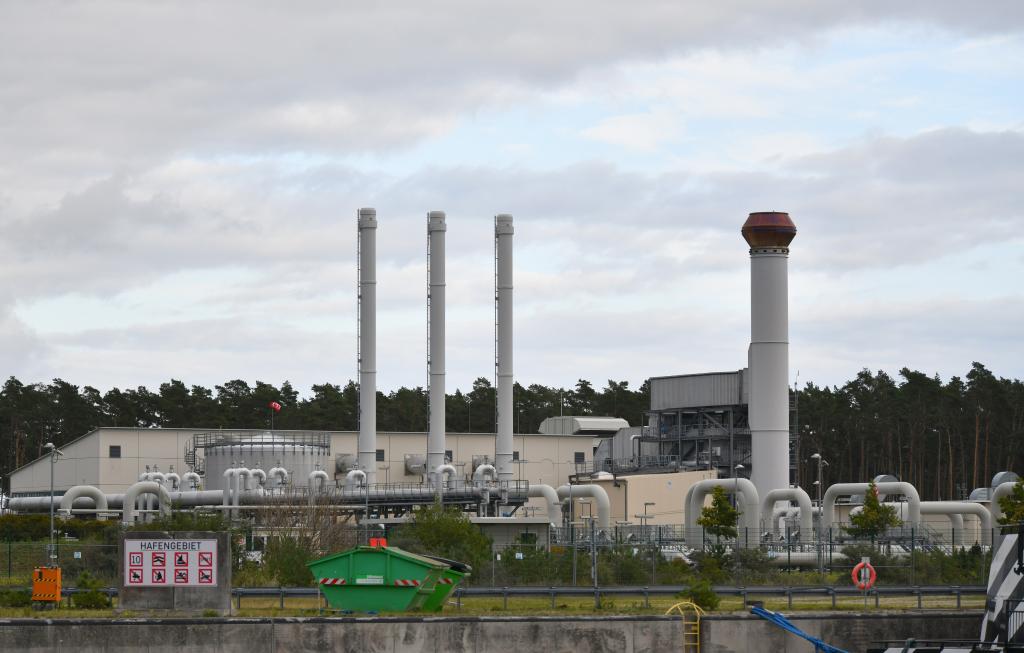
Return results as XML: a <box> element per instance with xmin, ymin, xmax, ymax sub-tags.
<box><xmin>682</xmin><ymin>578</ymin><xmax>720</xmax><ymax>611</ymax></box>
<box><xmin>0</xmin><ymin>589</ymin><xmax>31</xmax><ymax>607</ymax></box>
<box><xmin>264</xmin><ymin>536</ymin><xmax>315</xmax><ymax>586</ymax></box>
<box><xmin>71</xmin><ymin>571</ymin><xmax>109</xmax><ymax>609</ymax></box>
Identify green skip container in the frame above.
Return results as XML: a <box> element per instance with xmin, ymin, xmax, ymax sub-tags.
<box><xmin>307</xmin><ymin>546</ymin><xmax>448</xmax><ymax>612</ymax></box>
<box><xmin>419</xmin><ymin>555</ymin><xmax>472</xmax><ymax>612</ymax></box>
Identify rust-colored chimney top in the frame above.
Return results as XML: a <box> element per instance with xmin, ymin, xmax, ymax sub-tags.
<box><xmin>741</xmin><ymin>211</ymin><xmax>797</xmax><ymax>248</ymax></box>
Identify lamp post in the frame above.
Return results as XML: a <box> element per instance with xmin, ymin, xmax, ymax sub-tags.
<box><xmin>44</xmin><ymin>442</ymin><xmax>63</xmax><ymax>565</ymax></box>
<box><xmin>735</xmin><ymin>464</ymin><xmax>745</xmax><ymax>546</ymax></box>
<box><xmin>810</xmin><ymin>453</ymin><xmax>828</xmax><ymax>576</ymax></box>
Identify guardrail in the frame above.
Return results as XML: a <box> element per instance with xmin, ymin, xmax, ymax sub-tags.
<box><xmin>32</xmin><ymin>584</ymin><xmax>986</xmax><ymax>611</ymax></box>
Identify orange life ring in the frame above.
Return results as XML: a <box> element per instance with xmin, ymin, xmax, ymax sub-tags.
<box><xmin>851</xmin><ymin>561</ymin><xmax>876</xmax><ymax>590</ymax></box>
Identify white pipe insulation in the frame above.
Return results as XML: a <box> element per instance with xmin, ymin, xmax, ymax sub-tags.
<box><xmin>760</xmin><ymin>487</ymin><xmax>813</xmax><ymax>538</ymax></box>
<box><xmin>852</xmin><ymin>500</ymin><xmax>993</xmax><ymax>546</ymax></box>
<box><xmin>556</xmin><ymin>484</ymin><xmax>611</xmax><ymax>529</ymax></box>
<box><xmin>268</xmin><ymin>466</ymin><xmax>289</xmax><ymax>488</ymax></box>
<box><xmin>434</xmin><ymin>464</ymin><xmax>457</xmax><ymax>496</ymax></box>
<box><xmin>358</xmin><ymin>207</ymin><xmax>378</xmax><ymax>485</ymax></box>
<box><xmin>164</xmin><ymin>472</ymin><xmax>180</xmax><ymax>491</ymax></box>
<box><xmin>183</xmin><ymin>471</ymin><xmax>201</xmax><ymax>491</ymax></box>
<box><xmin>990</xmin><ymin>481</ymin><xmax>1017</xmax><ymax>525</ymax></box>
<box><xmin>121</xmin><ymin>482</ymin><xmax>172</xmax><ymax>524</ymax></box>
<box><xmin>684</xmin><ymin>478</ymin><xmax>760</xmax><ymax>541</ymax></box>
<box><xmin>528</xmin><ymin>484</ymin><xmax>562</xmax><ymax>525</ymax></box>
<box><xmin>59</xmin><ymin>486</ymin><xmax>109</xmax><ymax>520</ymax></box>
<box><xmin>495</xmin><ymin>214</ymin><xmax>514</xmax><ymax>482</ymax></box>
<box><xmin>472</xmin><ymin>464</ymin><xmax>497</xmax><ymax>483</ymax></box>
<box><xmin>427</xmin><ymin>211</ymin><xmax>447</xmax><ymax>479</ymax></box>
<box><xmin>821</xmin><ymin>481</ymin><xmax>921</xmax><ymax>532</ymax></box>
<box><xmin>345</xmin><ymin>469</ymin><xmax>367</xmax><ymax>488</ymax></box>
<box><xmin>309</xmin><ymin>470</ymin><xmax>330</xmax><ymax>493</ymax></box>
<box><xmin>742</xmin><ymin>212</ymin><xmax>797</xmax><ymax>502</ymax></box>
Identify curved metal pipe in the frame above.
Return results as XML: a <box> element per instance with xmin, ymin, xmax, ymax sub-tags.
<box><xmin>760</xmin><ymin>488</ymin><xmax>813</xmax><ymax>538</ymax></box>
<box><xmin>684</xmin><ymin>478</ymin><xmax>760</xmax><ymax>545</ymax></box>
<box><xmin>122</xmin><ymin>481</ymin><xmax>172</xmax><ymax>524</ymax></box>
<box><xmin>164</xmin><ymin>472</ymin><xmax>180</xmax><ymax>491</ymax></box>
<box><xmin>556</xmin><ymin>484</ymin><xmax>611</xmax><ymax>529</ymax></box>
<box><xmin>990</xmin><ymin>481</ymin><xmax>1018</xmax><ymax>526</ymax></box>
<box><xmin>268</xmin><ymin>466</ymin><xmax>289</xmax><ymax>488</ymax></box>
<box><xmin>222</xmin><ymin>468</ymin><xmax>238</xmax><ymax>514</ymax></box>
<box><xmin>854</xmin><ymin>500</ymin><xmax>992</xmax><ymax>546</ymax></box>
<box><xmin>434</xmin><ymin>464</ymin><xmax>457</xmax><ymax>496</ymax></box>
<box><xmin>309</xmin><ymin>470</ymin><xmax>330</xmax><ymax>493</ymax></box>
<box><xmin>59</xmin><ymin>486</ymin><xmax>109</xmax><ymax>521</ymax></box>
<box><xmin>821</xmin><ymin>482</ymin><xmax>920</xmax><ymax>533</ymax></box>
<box><xmin>182</xmin><ymin>471</ymin><xmax>201</xmax><ymax>491</ymax></box>
<box><xmin>472</xmin><ymin>464</ymin><xmax>497</xmax><ymax>483</ymax></box>
<box><xmin>528</xmin><ymin>483</ymin><xmax>562</xmax><ymax>524</ymax></box>
<box><xmin>250</xmin><ymin>469</ymin><xmax>267</xmax><ymax>489</ymax></box>
<box><xmin>345</xmin><ymin>469</ymin><xmax>367</xmax><ymax>488</ymax></box>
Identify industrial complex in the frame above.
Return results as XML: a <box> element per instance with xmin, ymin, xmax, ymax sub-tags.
<box><xmin>4</xmin><ymin>210</ymin><xmax>1016</xmax><ymax>560</ymax></box>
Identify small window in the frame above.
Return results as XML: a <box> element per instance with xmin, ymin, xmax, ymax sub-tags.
<box><xmin>574</xmin><ymin>451</ymin><xmax>585</xmax><ymax>464</ymax></box>
<box><xmin>109</xmin><ymin>445</ymin><xmax>121</xmax><ymax>459</ymax></box>
<box><xmin>512</xmin><ymin>451</ymin><xmax>520</xmax><ymax>461</ymax></box>
<box><xmin>375</xmin><ymin>449</ymin><xmax>385</xmax><ymax>462</ymax></box>
<box><xmin>445</xmin><ymin>449</ymin><xmax>453</xmax><ymax>462</ymax></box>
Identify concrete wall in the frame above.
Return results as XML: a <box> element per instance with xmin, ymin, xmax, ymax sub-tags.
<box><xmin>701</xmin><ymin>610</ymin><xmax>983</xmax><ymax>652</ymax></box>
<box><xmin>0</xmin><ymin>612</ymin><xmax>984</xmax><ymax>652</ymax></box>
<box><xmin>0</xmin><ymin>615</ymin><xmax>684</xmax><ymax>653</ymax></box>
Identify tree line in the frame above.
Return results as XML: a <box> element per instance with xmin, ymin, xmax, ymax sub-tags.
<box><xmin>797</xmin><ymin>362</ymin><xmax>1024</xmax><ymax>500</ymax></box>
<box><xmin>3</xmin><ymin>362</ymin><xmax>1022</xmax><ymax>501</ymax></box>
<box><xmin>0</xmin><ymin>376</ymin><xmax>650</xmax><ymax>477</ymax></box>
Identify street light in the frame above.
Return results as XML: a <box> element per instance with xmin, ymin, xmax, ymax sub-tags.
<box><xmin>44</xmin><ymin>442</ymin><xmax>63</xmax><ymax>565</ymax></box>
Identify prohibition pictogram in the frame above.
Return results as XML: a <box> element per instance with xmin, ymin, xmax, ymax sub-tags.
<box><xmin>151</xmin><ymin>552</ymin><xmax>166</xmax><ymax>567</ymax></box>
<box><xmin>152</xmin><ymin>568</ymin><xmax>166</xmax><ymax>584</ymax></box>
<box><xmin>174</xmin><ymin>568</ymin><xmax>188</xmax><ymax>583</ymax></box>
<box><xmin>128</xmin><ymin>568</ymin><xmax>143</xmax><ymax>584</ymax></box>
<box><xmin>174</xmin><ymin>552</ymin><xmax>188</xmax><ymax>566</ymax></box>
<box><xmin>198</xmin><ymin>568</ymin><xmax>213</xmax><ymax>584</ymax></box>
<box><xmin>198</xmin><ymin>552</ymin><xmax>213</xmax><ymax>566</ymax></box>
<box><xmin>129</xmin><ymin>552</ymin><xmax>143</xmax><ymax>566</ymax></box>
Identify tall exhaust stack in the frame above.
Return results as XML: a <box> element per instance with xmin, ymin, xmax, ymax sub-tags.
<box><xmin>427</xmin><ymin>211</ymin><xmax>447</xmax><ymax>476</ymax></box>
<box><xmin>357</xmin><ymin>208</ymin><xmax>377</xmax><ymax>485</ymax></box>
<box><xmin>742</xmin><ymin>211</ymin><xmax>796</xmax><ymax>500</ymax></box>
<box><xmin>495</xmin><ymin>214</ymin><xmax>514</xmax><ymax>482</ymax></box>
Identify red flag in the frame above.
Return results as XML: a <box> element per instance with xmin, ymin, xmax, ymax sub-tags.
<box><xmin>269</xmin><ymin>401</ymin><xmax>282</xmax><ymax>412</ymax></box>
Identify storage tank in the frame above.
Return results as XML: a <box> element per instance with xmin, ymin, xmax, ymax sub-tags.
<box><xmin>189</xmin><ymin>431</ymin><xmax>331</xmax><ymax>491</ymax></box>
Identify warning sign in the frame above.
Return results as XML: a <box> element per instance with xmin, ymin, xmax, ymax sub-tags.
<box><xmin>124</xmin><ymin>539</ymin><xmax>218</xmax><ymax>587</ymax></box>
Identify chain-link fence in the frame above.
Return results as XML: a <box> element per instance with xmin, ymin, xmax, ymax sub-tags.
<box><xmin>0</xmin><ymin>541</ymin><xmax>119</xmax><ymax>585</ymax></box>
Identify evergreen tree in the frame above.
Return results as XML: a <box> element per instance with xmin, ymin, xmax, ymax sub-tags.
<box><xmin>845</xmin><ymin>481</ymin><xmax>901</xmax><ymax>539</ymax></box>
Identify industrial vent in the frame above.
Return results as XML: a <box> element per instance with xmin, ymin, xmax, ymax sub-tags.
<box><xmin>335</xmin><ymin>454</ymin><xmax>358</xmax><ymax>474</ymax></box>
<box><xmin>404</xmin><ymin>454</ymin><xmax>426</xmax><ymax>476</ymax></box>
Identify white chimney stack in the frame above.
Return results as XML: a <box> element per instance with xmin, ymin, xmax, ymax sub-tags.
<box><xmin>357</xmin><ymin>208</ymin><xmax>377</xmax><ymax>485</ymax></box>
<box><xmin>427</xmin><ymin>211</ymin><xmax>447</xmax><ymax>476</ymax></box>
<box><xmin>495</xmin><ymin>214</ymin><xmax>514</xmax><ymax>482</ymax></box>
<box><xmin>742</xmin><ymin>211</ymin><xmax>796</xmax><ymax>500</ymax></box>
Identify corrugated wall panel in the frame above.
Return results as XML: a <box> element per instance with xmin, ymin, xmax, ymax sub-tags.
<box><xmin>650</xmin><ymin>370</ymin><xmax>746</xmax><ymax>410</ymax></box>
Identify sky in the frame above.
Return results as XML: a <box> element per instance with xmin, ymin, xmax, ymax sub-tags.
<box><xmin>1</xmin><ymin>1</ymin><xmax>1023</xmax><ymax>397</ymax></box>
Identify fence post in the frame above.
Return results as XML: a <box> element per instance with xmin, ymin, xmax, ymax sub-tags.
<box><xmin>643</xmin><ymin>587</ymin><xmax>649</xmax><ymax>609</ymax></box>
<box><xmin>550</xmin><ymin>587</ymin><xmax>556</xmax><ymax>609</ymax></box>
<box><xmin>787</xmin><ymin>589</ymin><xmax>792</xmax><ymax>609</ymax></box>
<box><xmin>279</xmin><ymin>587</ymin><xmax>284</xmax><ymax>610</ymax></box>
<box><xmin>831</xmin><ymin>587</ymin><xmax>836</xmax><ymax>609</ymax></box>
<box><xmin>503</xmin><ymin>587</ymin><xmax>509</xmax><ymax>610</ymax></box>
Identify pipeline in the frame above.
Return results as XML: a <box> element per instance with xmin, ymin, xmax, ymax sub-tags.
<box><xmin>528</xmin><ymin>483</ymin><xmax>562</xmax><ymax>524</ymax></box>
<box><xmin>556</xmin><ymin>484</ymin><xmax>611</xmax><ymax>529</ymax></box>
<box><xmin>760</xmin><ymin>488</ymin><xmax>813</xmax><ymax>539</ymax></box>
<box><xmin>684</xmin><ymin>478</ymin><xmax>760</xmax><ymax>545</ymax></box>
<box><xmin>821</xmin><ymin>482</ymin><xmax>920</xmax><ymax>533</ymax></box>
<box><xmin>58</xmin><ymin>486</ymin><xmax>109</xmax><ymax>521</ymax></box>
<box><xmin>345</xmin><ymin>469</ymin><xmax>367</xmax><ymax>488</ymax></box>
<box><xmin>122</xmin><ymin>481</ymin><xmax>172</xmax><ymax>524</ymax></box>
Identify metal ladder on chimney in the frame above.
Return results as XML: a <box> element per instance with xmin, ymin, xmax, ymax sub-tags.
<box><xmin>666</xmin><ymin>601</ymin><xmax>704</xmax><ymax>652</ymax></box>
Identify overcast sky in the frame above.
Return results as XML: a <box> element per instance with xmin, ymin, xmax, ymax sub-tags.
<box><xmin>1</xmin><ymin>2</ymin><xmax>1022</xmax><ymax>396</ymax></box>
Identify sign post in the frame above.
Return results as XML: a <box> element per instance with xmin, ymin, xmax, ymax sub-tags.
<box><xmin>119</xmin><ymin>531</ymin><xmax>230</xmax><ymax>613</ymax></box>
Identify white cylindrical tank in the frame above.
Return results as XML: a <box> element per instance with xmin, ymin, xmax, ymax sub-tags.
<box><xmin>742</xmin><ymin>212</ymin><xmax>797</xmax><ymax>502</ymax></box>
<box><xmin>495</xmin><ymin>214</ymin><xmax>514</xmax><ymax>482</ymax></box>
<box><xmin>358</xmin><ymin>208</ymin><xmax>378</xmax><ymax>485</ymax></box>
<box><xmin>195</xmin><ymin>431</ymin><xmax>330</xmax><ymax>491</ymax></box>
<box><xmin>427</xmin><ymin>211</ymin><xmax>447</xmax><ymax>476</ymax></box>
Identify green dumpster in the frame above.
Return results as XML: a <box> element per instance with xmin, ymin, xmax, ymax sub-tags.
<box><xmin>419</xmin><ymin>555</ymin><xmax>471</xmax><ymax>612</ymax></box>
<box><xmin>307</xmin><ymin>546</ymin><xmax>448</xmax><ymax>612</ymax></box>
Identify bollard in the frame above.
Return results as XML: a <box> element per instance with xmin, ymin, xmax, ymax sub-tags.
<box><xmin>916</xmin><ymin>587</ymin><xmax>922</xmax><ymax>609</ymax></box>
<box><xmin>954</xmin><ymin>587</ymin><xmax>961</xmax><ymax>609</ymax></box>
<box><xmin>550</xmin><ymin>587</ymin><xmax>556</xmax><ymax>609</ymax></box>
<box><xmin>874</xmin><ymin>590</ymin><xmax>879</xmax><ymax>609</ymax></box>
<box><xmin>503</xmin><ymin>587</ymin><xmax>509</xmax><ymax>610</ymax></box>
<box><xmin>279</xmin><ymin>588</ymin><xmax>284</xmax><ymax>610</ymax></box>
<box><xmin>236</xmin><ymin>591</ymin><xmax>242</xmax><ymax>610</ymax></box>
<box><xmin>643</xmin><ymin>587</ymin><xmax>650</xmax><ymax>609</ymax></box>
